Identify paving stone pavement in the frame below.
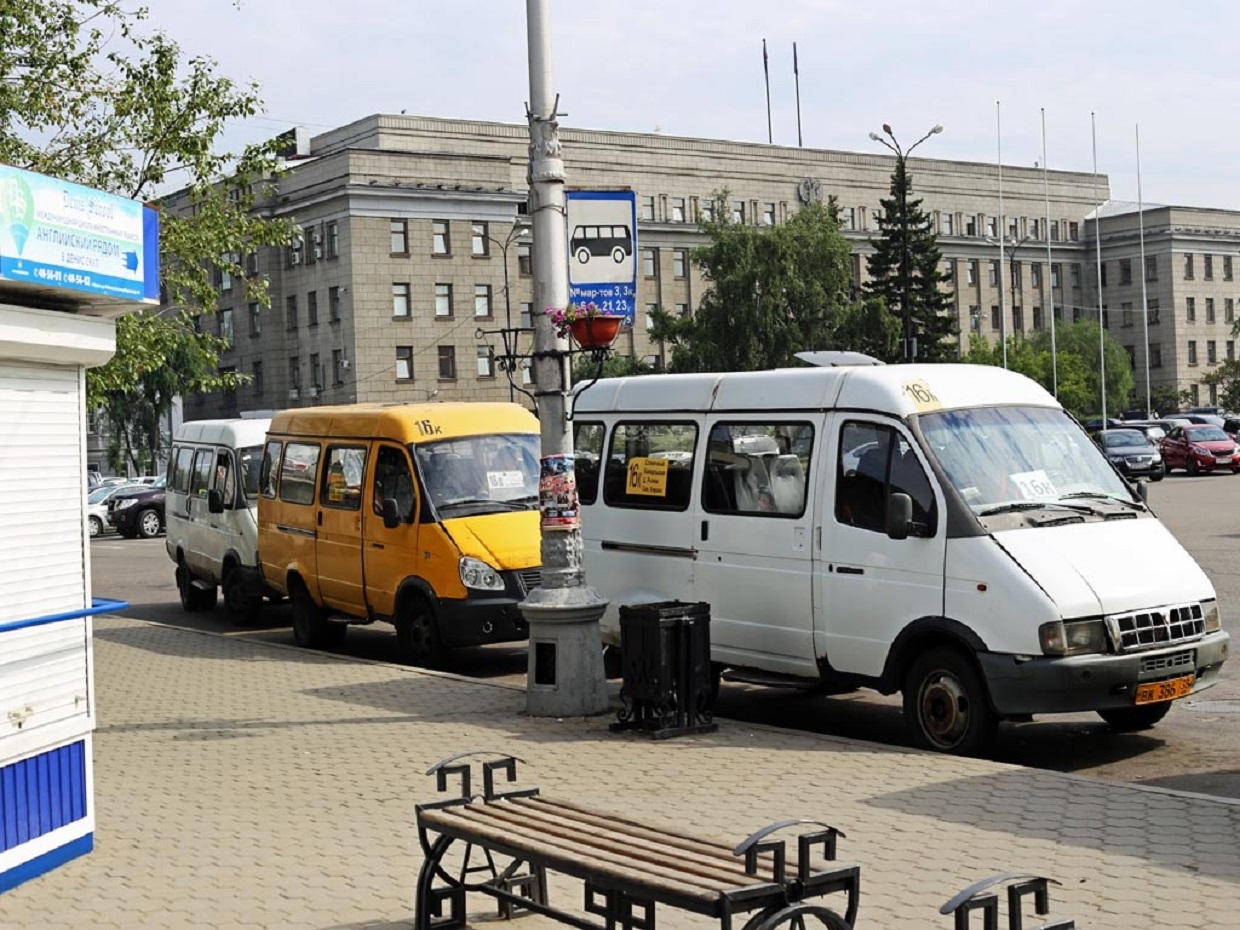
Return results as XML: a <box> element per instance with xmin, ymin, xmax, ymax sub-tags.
<box><xmin>2</xmin><ymin>614</ymin><xmax>1238</xmax><ymax>929</ymax></box>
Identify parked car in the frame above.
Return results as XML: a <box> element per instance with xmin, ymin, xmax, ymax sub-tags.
<box><xmin>85</xmin><ymin>484</ymin><xmax>142</xmax><ymax>538</ymax></box>
<box><xmin>106</xmin><ymin>476</ymin><xmax>167</xmax><ymax>538</ymax></box>
<box><xmin>1223</xmin><ymin>417</ymin><xmax>1240</xmax><ymax>440</ymax></box>
<box><xmin>1180</xmin><ymin>414</ymin><xmax>1226</xmax><ymax>427</ymax></box>
<box><xmin>1094</xmin><ymin>428</ymin><xmax>1165</xmax><ymax>481</ymax></box>
<box><xmin>1120</xmin><ymin>421</ymin><xmax>1168</xmax><ymax>443</ymax></box>
<box><xmin>1188</xmin><ymin>405</ymin><xmax>1227</xmax><ymax>417</ymax></box>
<box><xmin>1159</xmin><ymin>425</ymin><xmax>1240</xmax><ymax>475</ymax></box>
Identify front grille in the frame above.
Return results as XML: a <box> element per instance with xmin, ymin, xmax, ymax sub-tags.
<box><xmin>1126</xmin><ymin>455</ymin><xmax>1152</xmax><ymax>465</ymax></box>
<box><xmin>1107</xmin><ymin>603</ymin><xmax>1205</xmax><ymax>653</ymax></box>
<box><xmin>1140</xmin><ymin>649</ymin><xmax>1196</xmax><ymax>676</ymax></box>
<box><xmin>517</xmin><ymin>568</ymin><xmax>542</xmax><ymax>594</ymax></box>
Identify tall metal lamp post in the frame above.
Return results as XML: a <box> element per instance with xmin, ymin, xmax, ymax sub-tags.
<box><xmin>484</xmin><ymin>224</ymin><xmax>531</xmax><ymax>402</ymax></box>
<box><xmin>984</xmin><ymin>232</ymin><xmax>1034</xmax><ymax>355</ymax></box>
<box><xmin>868</xmin><ymin>123</ymin><xmax>943</xmax><ymax>363</ymax></box>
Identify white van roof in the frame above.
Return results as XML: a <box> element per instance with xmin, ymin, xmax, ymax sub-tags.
<box><xmin>573</xmin><ymin>364</ymin><xmax>1059</xmax><ymax>418</ymax></box>
<box><xmin>174</xmin><ymin>418</ymin><xmax>272</xmax><ymax>447</ymax></box>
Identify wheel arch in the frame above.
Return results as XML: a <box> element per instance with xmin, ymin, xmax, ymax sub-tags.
<box><xmin>878</xmin><ymin>616</ymin><xmax>990</xmax><ymax>695</ymax></box>
<box><xmin>395</xmin><ymin>576</ymin><xmax>438</xmax><ymax>620</ymax></box>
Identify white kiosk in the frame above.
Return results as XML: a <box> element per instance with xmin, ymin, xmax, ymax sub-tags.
<box><xmin>0</xmin><ymin>165</ymin><xmax>158</xmax><ymax>892</ymax></box>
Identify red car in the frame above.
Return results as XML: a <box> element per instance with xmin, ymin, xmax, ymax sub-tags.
<box><xmin>1159</xmin><ymin>424</ymin><xmax>1240</xmax><ymax>475</ymax></box>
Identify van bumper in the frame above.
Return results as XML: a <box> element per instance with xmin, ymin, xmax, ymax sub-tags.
<box><xmin>436</xmin><ymin>595</ymin><xmax>529</xmax><ymax>648</ymax></box>
<box><xmin>977</xmin><ymin>631</ymin><xmax>1230</xmax><ymax>716</ymax></box>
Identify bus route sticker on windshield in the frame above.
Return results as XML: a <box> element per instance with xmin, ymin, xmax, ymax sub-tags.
<box><xmin>902</xmin><ymin>379</ymin><xmax>942</xmax><ymax>412</ymax></box>
<box><xmin>1010</xmin><ymin>469</ymin><xmax>1057</xmax><ymax>500</ymax></box>
<box><xmin>486</xmin><ymin>470</ymin><xmax>524</xmax><ymax>491</ymax></box>
<box><xmin>627</xmin><ymin>456</ymin><xmax>669</xmax><ymax>496</ymax></box>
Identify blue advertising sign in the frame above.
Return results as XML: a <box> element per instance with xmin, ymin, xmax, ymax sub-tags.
<box><xmin>0</xmin><ymin>165</ymin><xmax>160</xmax><ymax>305</ymax></box>
<box><xmin>565</xmin><ymin>190</ymin><xmax>637</xmax><ymax>327</ymax></box>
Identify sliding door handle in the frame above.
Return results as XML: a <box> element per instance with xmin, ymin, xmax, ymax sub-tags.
<box><xmin>836</xmin><ymin>566</ymin><xmax>865</xmax><ymax>575</ymax></box>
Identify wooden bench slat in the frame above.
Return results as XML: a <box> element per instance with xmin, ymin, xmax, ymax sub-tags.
<box><xmin>470</xmin><ymin>800</ymin><xmax>760</xmax><ymax>888</ymax></box>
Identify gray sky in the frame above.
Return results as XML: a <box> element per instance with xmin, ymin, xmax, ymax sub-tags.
<box><xmin>141</xmin><ymin>0</ymin><xmax>1240</xmax><ymax>210</ymax></box>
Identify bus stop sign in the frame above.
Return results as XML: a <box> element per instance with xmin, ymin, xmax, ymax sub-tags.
<box><xmin>564</xmin><ymin>190</ymin><xmax>637</xmax><ymax>327</ymax></box>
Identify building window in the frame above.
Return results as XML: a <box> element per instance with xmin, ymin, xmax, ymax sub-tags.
<box><xmin>1051</xmin><ymin>263</ymin><xmax>1061</xmax><ymax>288</ymax></box>
<box><xmin>1208</xmin><ymin>340</ymin><xmax>1218</xmax><ymax>364</ymax></box>
<box><xmin>329</xmin><ymin>286</ymin><xmax>342</xmax><ymax>322</ymax></box>
<box><xmin>640</xmin><ymin>195</ymin><xmax>655</xmax><ymax>221</ymax></box>
<box><xmin>246</xmin><ymin>251</ymin><xmax>259</xmax><ymax>275</ymax></box>
<box><xmin>432</xmin><ymin>220</ymin><xmax>450</xmax><ymax>255</ymax></box>
<box><xmin>1188</xmin><ymin>340</ymin><xmax>1198</xmax><ymax>365</ymax></box>
<box><xmin>474</xmin><ymin>284</ymin><xmax>492</xmax><ymax>318</ymax></box>
<box><xmin>218</xmin><ymin>265</ymin><xmax>232</xmax><ymax>293</ymax></box>
<box><xmin>1191</xmin><ymin>384</ymin><xmax>1201</xmax><ymax>406</ymax></box>
<box><xmin>1148</xmin><ymin>299</ymin><xmax>1160</xmax><ymax>324</ymax></box>
<box><xmin>286</xmin><ymin>295</ymin><xmax>298</xmax><ymax>330</ymax></box>
<box><xmin>645</xmin><ymin>302</ymin><xmax>657</xmax><ymax>331</ymax></box>
<box><xmin>731</xmin><ymin>201</ymin><xmax>746</xmax><ymax>224</ymax></box>
<box><xmin>1013</xmin><ymin>306</ymin><xmax>1024</xmax><ymax>331</ymax></box>
<box><xmin>390</xmin><ymin>219</ymin><xmax>408</xmax><ymax>255</ymax></box>
<box><xmin>839</xmin><ymin>207</ymin><xmax>856</xmax><ymax>231</ymax></box>
<box><xmin>1207</xmin><ymin>297</ymin><xmax>1216</xmax><ymax>323</ymax></box>
<box><xmin>1011</xmin><ymin>262</ymin><xmax>1022</xmax><ymax>289</ymax></box>
<box><xmin>1226</xmin><ymin>255</ymin><xmax>1234</xmax><ymax>281</ymax></box>
<box><xmin>641</xmin><ymin>248</ymin><xmax>657</xmax><ymax>278</ymax></box>
<box><xmin>670</xmin><ymin>197</ymin><xmax>686</xmax><ymax>223</ymax></box>
<box><xmin>988</xmin><ymin>261</ymin><xmax>999</xmax><ymax>287</ymax></box>
<box><xmin>1029</xmin><ymin>218</ymin><xmax>1040</xmax><ymax>240</ymax></box>
<box><xmin>672</xmin><ymin>250</ymin><xmax>687</xmax><ymax>279</ymax></box>
<box><xmin>395</xmin><ymin>346</ymin><xmax>413</xmax><ymax>381</ymax></box>
<box><xmin>675</xmin><ymin>302</ymin><xmax>689</xmax><ymax>317</ymax></box>
<box><xmin>985</xmin><ymin>217</ymin><xmax>996</xmax><ymax>237</ymax></box>
<box><xmin>520</xmin><ymin>302</ymin><xmax>533</xmax><ymax>328</ymax></box>
<box><xmin>1149</xmin><ymin>342</ymin><xmax>1162</xmax><ymax>369</ymax></box>
<box><xmin>289</xmin><ymin>356</ymin><xmax>301</xmax><ymax>391</ymax></box>
<box><xmin>1228</xmin><ymin>340</ymin><xmax>1235</xmax><ymax>361</ymax></box>
<box><xmin>476</xmin><ymin>346</ymin><xmax>495</xmax><ymax>378</ymax></box>
<box><xmin>1030</xmin><ymin>263</ymin><xmax>1041</xmax><ymax>288</ymax></box>
<box><xmin>969</xmin><ymin>305</ymin><xmax>981</xmax><ymax>333</ymax></box>
<box><xmin>472</xmin><ymin>222</ymin><xmax>489</xmax><ymax>257</ymax></box>
<box><xmin>1099</xmin><ymin>262</ymin><xmax>1107</xmax><ymax>288</ymax></box>
<box><xmin>517</xmin><ymin>242</ymin><xmax>532</xmax><ymax>275</ymax></box>
<box><xmin>1068</xmin><ymin>221</ymin><xmax>1079</xmax><ymax>241</ymax></box>
<box><xmin>1205</xmin><ymin>254</ymin><xmax>1214</xmax><ymax>280</ymax></box>
<box><xmin>990</xmin><ymin>305</ymin><xmax>1001</xmax><ymax>330</ymax></box>
<box><xmin>1187</xmin><ymin>297</ymin><xmax>1196</xmax><ymax>322</ymax></box>
<box><xmin>1184</xmin><ymin>253</ymin><xmax>1195</xmax><ymax>280</ymax></box>
<box><xmin>1124</xmin><ymin>345</ymin><xmax>1136</xmax><ymax>368</ymax></box>
<box><xmin>1227</xmin><ymin>298</ymin><xmax>1235</xmax><ymax>324</ymax></box>
<box><xmin>966</xmin><ymin>261</ymin><xmax>977</xmax><ymax>286</ymax></box>
<box><xmin>219</xmin><ymin>307</ymin><xmax>233</xmax><ymax>344</ymax></box>
<box><xmin>249</xmin><ymin>301</ymin><xmax>261</xmax><ymax>336</ymax></box>
<box><xmin>941</xmin><ymin>213</ymin><xmax>954</xmax><ymax>236</ymax></box>
<box><xmin>699</xmin><ymin>198</ymin><xmax>714</xmax><ymax>223</ymax></box>
<box><xmin>1050</xmin><ymin>220</ymin><xmax>1060</xmax><ymax>241</ymax></box>
<box><xmin>1070</xmin><ymin>263</ymin><xmax>1081</xmax><ymax>288</ymax></box>
<box><xmin>1145</xmin><ymin>255</ymin><xmax>1158</xmax><ymax>281</ymax></box>
<box><xmin>1119</xmin><ymin>258</ymin><xmax>1132</xmax><ymax>285</ymax></box>
<box><xmin>307</xmin><ymin>290</ymin><xmax>318</xmax><ymax>327</ymax></box>
<box><xmin>1033</xmin><ymin>306</ymin><xmax>1043</xmax><ymax>330</ymax></box>
<box><xmin>762</xmin><ymin>202</ymin><xmax>776</xmax><ymax>226</ymax></box>
<box><xmin>435</xmin><ymin>283</ymin><xmax>453</xmax><ymax>318</ymax></box>
<box><xmin>327</xmin><ymin>221</ymin><xmax>339</xmax><ymax>258</ymax></box>
<box><xmin>437</xmin><ymin>345</ymin><xmax>457</xmax><ymax>380</ymax></box>
<box><xmin>392</xmin><ymin>283</ymin><xmax>411</xmax><ymax>318</ymax></box>
<box><xmin>1121</xmin><ymin>303</ymin><xmax>1133</xmax><ymax>327</ymax></box>
<box><xmin>1072</xmin><ymin>307</ymin><xmax>1082</xmax><ymax>323</ymax></box>
<box><xmin>252</xmin><ymin>361</ymin><xmax>264</xmax><ymax>396</ymax></box>
<box><xmin>332</xmin><ymin>349</ymin><xmax>344</xmax><ymax>386</ymax></box>
<box><xmin>1210</xmin><ymin>382</ymin><xmax>1219</xmax><ymax>405</ymax></box>
<box><xmin>310</xmin><ymin>353</ymin><xmax>321</xmax><ymax>391</ymax></box>
<box><xmin>942</xmin><ymin>260</ymin><xmax>954</xmax><ymax>282</ymax></box>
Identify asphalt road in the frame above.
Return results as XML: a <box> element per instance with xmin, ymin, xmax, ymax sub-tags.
<box><xmin>90</xmin><ymin>470</ymin><xmax>1240</xmax><ymax>797</ymax></box>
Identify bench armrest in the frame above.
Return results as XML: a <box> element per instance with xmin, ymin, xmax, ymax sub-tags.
<box><xmin>732</xmin><ymin>818</ymin><xmax>846</xmax><ymax>883</ymax></box>
<box><xmin>425</xmin><ymin>750</ymin><xmax>531</xmax><ymax>801</ymax></box>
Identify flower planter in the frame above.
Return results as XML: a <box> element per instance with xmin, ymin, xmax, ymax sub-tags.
<box><xmin>568</xmin><ymin>315</ymin><xmax>623</xmax><ymax>349</ymax></box>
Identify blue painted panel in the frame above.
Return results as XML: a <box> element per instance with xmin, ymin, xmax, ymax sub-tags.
<box><xmin>0</xmin><ymin>742</ymin><xmax>87</xmax><ymax>854</ymax></box>
<box><xmin>0</xmin><ymin>833</ymin><xmax>92</xmax><ymax>895</ymax></box>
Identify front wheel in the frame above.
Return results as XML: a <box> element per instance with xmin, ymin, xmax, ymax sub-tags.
<box><xmin>1151</xmin><ymin>472</ymin><xmax>1165</xmax><ymax>482</ymax></box>
<box><xmin>1187</xmin><ymin>457</ymin><xmax>1200</xmax><ymax>476</ymax></box>
<box><xmin>902</xmin><ymin>648</ymin><xmax>997</xmax><ymax>756</ymax></box>
<box><xmin>611</xmin><ymin>246</ymin><xmax>626</xmax><ymax>263</ymax></box>
<box><xmin>137</xmin><ymin>508</ymin><xmax>162</xmax><ymax>538</ymax></box>
<box><xmin>1098</xmin><ymin>702</ymin><xmax>1172</xmax><ymax>732</ymax></box>
<box><xmin>395</xmin><ymin>598</ymin><xmax>444</xmax><ymax>668</ymax></box>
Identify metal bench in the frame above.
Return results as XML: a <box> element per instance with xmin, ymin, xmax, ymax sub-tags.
<box><xmin>414</xmin><ymin>752</ymin><xmax>861</xmax><ymax>930</ymax></box>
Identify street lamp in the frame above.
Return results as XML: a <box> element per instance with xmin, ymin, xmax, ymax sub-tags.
<box><xmin>984</xmin><ymin>231</ymin><xmax>1034</xmax><ymax>366</ymax></box>
<box><xmin>483</xmin><ymin>224</ymin><xmax>532</xmax><ymax>401</ymax></box>
<box><xmin>869</xmin><ymin>123</ymin><xmax>944</xmax><ymax>363</ymax></box>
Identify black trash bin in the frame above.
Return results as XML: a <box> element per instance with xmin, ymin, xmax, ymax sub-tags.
<box><xmin>609</xmin><ymin>600</ymin><xmax>718</xmax><ymax>739</ymax></box>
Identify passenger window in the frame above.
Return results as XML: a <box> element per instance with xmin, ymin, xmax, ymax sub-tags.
<box><xmin>321</xmin><ymin>446</ymin><xmax>367</xmax><ymax>511</ymax></box>
<box><xmin>603</xmin><ymin>422</ymin><xmax>697</xmax><ymax>511</ymax></box>
<box><xmin>702</xmin><ymin>422</ymin><xmax>814</xmax><ymax>517</ymax></box>
<box><xmin>214</xmin><ymin>451</ymin><xmax>235</xmax><ymax>508</ymax></box>
<box><xmin>373</xmin><ymin>445</ymin><xmax>416</xmax><ymax>523</ymax></box>
<box><xmin>573</xmin><ymin>422</ymin><xmax>605</xmax><ymax>505</ymax></box>
<box><xmin>190</xmin><ymin>449</ymin><xmax>214</xmax><ymax>499</ymax></box>
<box><xmin>835</xmin><ymin>421</ymin><xmax>937</xmax><ymax>535</ymax></box>
<box><xmin>171</xmin><ymin>446</ymin><xmax>194</xmax><ymax>494</ymax></box>
<box><xmin>279</xmin><ymin>442</ymin><xmax>321</xmax><ymax>506</ymax></box>
<box><xmin>260</xmin><ymin>440</ymin><xmax>282</xmax><ymax>499</ymax></box>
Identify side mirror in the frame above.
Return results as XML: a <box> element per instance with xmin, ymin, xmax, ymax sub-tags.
<box><xmin>886</xmin><ymin>491</ymin><xmax>914</xmax><ymax>540</ymax></box>
<box><xmin>1135</xmin><ymin>479</ymin><xmax>1149</xmax><ymax>505</ymax></box>
<box><xmin>381</xmin><ymin>497</ymin><xmax>401</xmax><ymax>529</ymax></box>
<box><xmin>207</xmin><ymin>488</ymin><xmax>225</xmax><ymax>514</ymax></box>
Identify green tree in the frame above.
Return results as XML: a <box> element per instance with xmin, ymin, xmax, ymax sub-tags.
<box><xmin>1198</xmin><ymin>363</ymin><xmax>1240</xmax><ymax>413</ymax></box>
<box><xmin>571</xmin><ymin>351</ymin><xmax>656</xmax><ymax>383</ymax></box>
<box><xmin>865</xmin><ymin>157</ymin><xmax>956</xmax><ymax>361</ymax></box>
<box><xmin>651</xmin><ymin>195</ymin><xmax>898</xmax><ymax>372</ymax></box>
<box><xmin>0</xmin><ymin>0</ymin><xmax>295</xmax><ymax>470</ymax></box>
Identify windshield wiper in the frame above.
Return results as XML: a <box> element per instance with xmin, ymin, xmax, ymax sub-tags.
<box><xmin>978</xmin><ymin>501</ymin><xmax>1092</xmax><ymax>517</ymax></box>
<box><xmin>440</xmin><ymin>497</ymin><xmax>529</xmax><ymax>512</ymax></box>
<box><xmin>1058</xmin><ymin>491</ymin><xmax>1146</xmax><ymax>511</ymax></box>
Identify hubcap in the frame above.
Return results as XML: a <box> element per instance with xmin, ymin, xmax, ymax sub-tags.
<box><xmin>142</xmin><ymin>512</ymin><xmax>160</xmax><ymax>535</ymax></box>
<box><xmin>89</xmin><ymin>518</ymin><xmax>100</xmax><ymax>537</ymax></box>
<box><xmin>919</xmin><ymin>671</ymin><xmax>969</xmax><ymax>749</ymax></box>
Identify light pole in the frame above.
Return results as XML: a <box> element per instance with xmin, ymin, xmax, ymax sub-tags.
<box><xmin>485</xmin><ymin>224</ymin><xmax>531</xmax><ymax>402</ymax></box>
<box><xmin>985</xmin><ymin>232</ymin><xmax>1033</xmax><ymax>345</ymax></box>
<box><xmin>869</xmin><ymin>123</ymin><xmax>943</xmax><ymax>363</ymax></box>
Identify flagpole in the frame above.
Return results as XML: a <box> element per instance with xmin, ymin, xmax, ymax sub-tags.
<box><xmin>1042</xmin><ymin>108</ymin><xmax>1057</xmax><ymax>397</ymax></box>
<box><xmin>997</xmin><ymin>100</ymin><xmax>1007</xmax><ymax>368</ymax></box>
<box><xmin>1137</xmin><ymin>122</ymin><xmax>1151</xmax><ymax>417</ymax></box>
<box><xmin>1092</xmin><ymin>111</ymin><xmax>1106</xmax><ymax>421</ymax></box>
<box><xmin>763</xmin><ymin>39</ymin><xmax>772</xmax><ymax>144</ymax></box>
<box><xmin>793</xmin><ymin>42</ymin><xmax>803</xmax><ymax>147</ymax></box>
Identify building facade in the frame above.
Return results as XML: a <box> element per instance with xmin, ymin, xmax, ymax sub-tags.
<box><xmin>179</xmin><ymin>113</ymin><xmax>1240</xmax><ymax>420</ymax></box>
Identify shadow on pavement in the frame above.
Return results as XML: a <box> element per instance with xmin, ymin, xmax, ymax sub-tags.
<box><xmin>1138</xmin><ymin>768</ymin><xmax>1240</xmax><ymax>796</ymax></box>
<box><xmin>866</xmin><ymin>767</ymin><xmax>1240</xmax><ymax>884</ymax></box>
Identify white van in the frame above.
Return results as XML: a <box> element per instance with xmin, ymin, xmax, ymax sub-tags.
<box><xmin>573</xmin><ymin>362</ymin><xmax>1230</xmax><ymax>754</ymax></box>
<box><xmin>166</xmin><ymin>419</ymin><xmax>272</xmax><ymax>622</ymax></box>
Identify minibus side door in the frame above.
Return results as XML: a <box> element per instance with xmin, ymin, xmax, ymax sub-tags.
<box><xmin>361</xmin><ymin>442</ymin><xmax>421</xmax><ymax>620</ymax></box>
<box><xmin>315</xmin><ymin>443</ymin><xmax>368</xmax><ymax>615</ymax></box>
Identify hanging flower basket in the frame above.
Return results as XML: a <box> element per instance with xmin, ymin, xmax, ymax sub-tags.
<box><xmin>568</xmin><ymin>314</ymin><xmax>623</xmax><ymax>349</ymax></box>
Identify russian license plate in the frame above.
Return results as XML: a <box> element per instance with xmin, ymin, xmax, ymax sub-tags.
<box><xmin>1217</xmin><ymin>456</ymin><xmax>1232</xmax><ymax>465</ymax></box>
<box><xmin>1134</xmin><ymin>674</ymin><xmax>1195</xmax><ymax>705</ymax></box>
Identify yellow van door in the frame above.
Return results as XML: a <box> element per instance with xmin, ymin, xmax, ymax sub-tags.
<box><xmin>361</xmin><ymin>443</ymin><xmax>421</xmax><ymax>619</ymax></box>
<box><xmin>315</xmin><ymin>444</ymin><xmax>368</xmax><ymax>615</ymax></box>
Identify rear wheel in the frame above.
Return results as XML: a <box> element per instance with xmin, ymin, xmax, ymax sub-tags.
<box><xmin>902</xmin><ymin>647</ymin><xmax>997</xmax><ymax>756</ymax></box>
<box><xmin>395</xmin><ymin>597</ymin><xmax>444</xmax><ymax>668</ymax></box>
<box><xmin>1098</xmin><ymin>702</ymin><xmax>1172</xmax><ymax>732</ymax></box>
<box><xmin>176</xmin><ymin>562</ymin><xmax>217</xmax><ymax>612</ymax></box>
<box><xmin>222</xmin><ymin>565</ymin><xmax>263</xmax><ymax>626</ymax></box>
<box><xmin>289</xmin><ymin>580</ymin><xmax>346</xmax><ymax>649</ymax></box>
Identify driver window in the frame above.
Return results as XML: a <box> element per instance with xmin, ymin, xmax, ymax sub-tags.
<box><xmin>214</xmin><ymin>451</ymin><xmax>235</xmax><ymax>508</ymax></box>
<box><xmin>835</xmin><ymin>421</ymin><xmax>936</xmax><ymax>535</ymax></box>
<box><xmin>373</xmin><ymin>445</ymin><xmax>416</xmax><ymax>524</ymax></box>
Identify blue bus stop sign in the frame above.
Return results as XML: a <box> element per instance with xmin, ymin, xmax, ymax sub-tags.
<box><xmin>564</xmin><ymin>190</ymin><xmax>637</xmax><ymax>327</ymax></box>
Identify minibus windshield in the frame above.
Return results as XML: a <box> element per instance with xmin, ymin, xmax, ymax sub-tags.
<box><xmin>919</xmin><ymin>406</ymin><xmax>1136</xmax><ymax>514</ymax></box>
<box><xmin>414</xmin><ymin>433</ymin><xmax>541</xmax><ymax>516</ymax></box>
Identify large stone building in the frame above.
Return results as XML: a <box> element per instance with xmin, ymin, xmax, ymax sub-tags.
<box><xmin>179</xmin><ymin>113</ymin><xmax>1240</xmax><ymax>420</ymax></box>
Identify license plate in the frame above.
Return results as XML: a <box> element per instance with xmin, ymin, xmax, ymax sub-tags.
<box><xmin>1217</xmin><ymin>457</ymin><xmax>1232</xmax><ymax>465</ymax></box>
<box><xmin>1134</xmin><ymin>674</ymin><xmax>1194</xmax><ymax>705</ymax></box>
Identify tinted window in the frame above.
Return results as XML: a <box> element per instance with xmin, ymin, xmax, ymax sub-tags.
<box><xmin>190</xmin><ymin>450</ymin><xmax>214</xmax><ymax>498</ymax></box>
<box><xmin>238</xmin><ymin>445</ymin><xmax>263</xmax><ymax>499</ymax></box>
<box><xmin>573</xmin><ymin>422</ymin><xmax>605</xmax><ymax>505</ymax></box>
<box><xmin>373</xmin><ymin>445</ymin><xmax>416</xmax><ymax>523</ymax></box>
<box><xmin>603</xmin><ymin>422</ymin><xmax>697</xmax><ymax>511</ymax></box>
<box><xmin>836</xmin><ymin>421</ymin><xmax>936</xmax><ymax>535</ymax></box>
<box><xmin>321</xmin><ymin>446</ymin><xmax>367</xmax><ymax>511</ymax></box>
<box><xmin>702</xmin><ymin>422</ymin><xmax>814</xmax><ymax>517</ymax></box>
<box><xmin>260</xmin><ymin>440</ymin><xmax>282</xmax><ymax>499</ymax></box>
<box><xmin>279</xmin><ymin>442</ymin><xmax>321</xmax><ymax>505</ymax></box>
<box><xmin>171</xmin><ymin>446</ymin><xmax>194</xmax><ymax>493</ymax></box>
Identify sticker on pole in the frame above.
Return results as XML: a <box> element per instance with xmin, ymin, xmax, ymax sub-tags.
<box><xmin>539</xmin><ymin>454</ymin><xmax>580</xmax><ymax>530</ymax></box>
<box><xmin>565</xmin><ymin>190</ymin><xmax>637</xmax><ymax>327</ymax></box>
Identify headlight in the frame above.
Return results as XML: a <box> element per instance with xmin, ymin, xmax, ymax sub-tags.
<box><xmin>114</xmin><ymin>498</ymin><xmax>138</xmax><ymax>510</ymax></box>
<box><xmin>1192</xmin><ymin>445</ymin><xmax>1209</xmax><ymax>455</ymax></box>
<box><xmin>1203</xmin><ymin>599</ymin><xmax>1222</xmax><ymax>633</ymax></box>
<box><xmin>459</xmin><ymin>557</ymin><xmax>505</xmax><ymax>591</ymax></box>
<box><xmin>1039</xmin><ymin>619</ymin><xmax>1109</xmax><ymax>656</ymax></box>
